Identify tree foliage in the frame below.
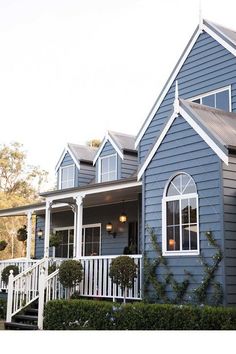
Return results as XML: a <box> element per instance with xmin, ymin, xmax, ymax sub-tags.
<box><xmin>86</xmin><ymin>139</ymin><xmax>101</xmax><ymax>148</ymax></box>
<box><xmin>0</xmin><ymin>142</ymin><xmax>48</xmax><ymax>260</ymax></box>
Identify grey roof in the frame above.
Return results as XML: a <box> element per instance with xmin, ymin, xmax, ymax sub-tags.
<box><xmin>68</xmin><ymin>143</ymin><xmax>98</xmax><ymax>163</ymax></box>
<box><xmin>204</xmin><ymin>19</ymin><xmax>236</xmax><ymax>48</ymax></box>
<box><xmin>179</xmin><ymin>99</ymin><xmax>236</xmax><ymax>149</ymax></box>
<box><xmin>108</xmin><ymin>131</ymin><xmax>136</xmax><ymax>152</ymax></box>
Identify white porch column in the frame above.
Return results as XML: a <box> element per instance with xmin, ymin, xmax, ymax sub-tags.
<box><xmin>44</xmin><ymin>200</ymin><xmax>52</xmax><ymax>259</ymax></box>
<box><xmin>74</xmin><ymin>195</ymin><xmax>84</xmax><ymax>258</ymax></box>
<box><xmin>73</xmin><ymin>206</ymin><xmax>77</xmax><ymax>258</ymax></box>
<box><xmin>26</xmin><ymin>211</ymin><xmax>33</xmax><ymax>260</ymax></box>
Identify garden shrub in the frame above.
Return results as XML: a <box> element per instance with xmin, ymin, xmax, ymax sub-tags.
<box><xmin>43</xmin><ymin>299</ymin><xmax>236</xmax><ymax>330</ymax></box>
<box><xmin>0</xmin><ymin>299</ymin><xmax>6</xmax><ymax>320</ymax></box>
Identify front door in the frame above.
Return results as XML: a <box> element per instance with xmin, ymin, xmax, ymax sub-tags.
<box><xmin>54</xmin><ymin>228</ymin><xmax>74</xmax><ymax>258</ymax></box>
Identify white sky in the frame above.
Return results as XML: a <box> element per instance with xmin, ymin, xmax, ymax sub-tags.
<box><xmin>1</xmin><ymin>0</ymin><xmax>236</xmax><ymax>189</ymax></box>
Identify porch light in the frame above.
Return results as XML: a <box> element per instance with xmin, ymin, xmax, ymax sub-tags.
<box><xmin>106</xmin><ymin>222</ymin><xmax>116</xmax><ymax>238</ymax></box>
<box><xmin>119</xmin><ymin>200</ymin><xmax>128</xmax><ymax>223</ymax></box>
<box><xmin>37</xmin><ymin>229</ymin><xmax>43</xmax><ymax>239</ymax></box>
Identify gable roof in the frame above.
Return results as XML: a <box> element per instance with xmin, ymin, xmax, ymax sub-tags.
<box><xmin>135</xmin><ymin>19</ymin><xmax>236</xmax><ymax>149</ymax></box>
<box><xmin>137</xmin><ymin>99</ymin><xmax>236</xmax><ymax>180</ymax></box>
<box><xmin>93</xmin><ymin>130</ymin><xmax>136</xmax><ymax>165</ymax></box>
<box><xmin>55</xmin><ymin>143</ymin><xmax>98</xmax><ymax>172</ymax></box>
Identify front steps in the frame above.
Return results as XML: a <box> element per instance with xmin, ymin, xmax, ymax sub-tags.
<box><xmin>5</xmin><ymin>300</ymin><xmax>39</xmax><ymax>330</ymax></box>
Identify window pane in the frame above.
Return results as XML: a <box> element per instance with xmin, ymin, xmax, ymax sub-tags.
<box><xmin>167</xmin><ymin>183</ymin><xmax>179</xmax><ymax>196</ymax></box>
<box><xmin>101</xmin><ymin>157</ymin><xmax>109</xmax><ymax>174</ymax></box>
<box><xmin>183</xmin><ymin>178</ymin><xmax>196</xmax><ymax>194</ymax></box>
<box><xmin>85</xmin><ymin>243</ymin><xmax>92</xmax><ymax>256</ymax></box>
<box><xmin>167</xmin><ymin>201</ymin><xmax>179</xmax><ymax>225</ymax></box>
<box><xmin>189</xmin><ymin>198</ymin><xmax>197</xmax><ymax>223</ymax></box>
<box><xmin>69</xmin><ymin>245</ymin><xmax>73</xmax><ymax>258</ymax></box>
<box><xmin>190</xmin><ymin>225</ymin><xmax>198</xmax><ymax>250</ymax></box>
<box><xmin>202</xmin><ymin>94</ymin><xmax>215</xmax><ymax>107</ymax></box>
<box><xmin>101</xmin><ymin>173</ymin><xmax>109</xmax><ymax>182</ymax></box>
<box><xmin>109</xmin><ymin>156</ymin><xmax>116</xmax><ymax>171</ymax></box>
<box><xmin>171</xmin><ymin>175</ymin><xmax>181</xmax><ymax>194</ymax></box>
<box><xmin>181</xmin><ymin>199</ymin><xmax>189</xmax><ymax>224</ymax></box>
<box><xmin>167</xmin><ymin>226</ymin><xmax>180</xmax><ymax>251</ymax></box>
<box><xmin>109</xmin><ymin>171</ymin><xmax>116</xmax><ymax>181</ymax></box>
<box><xmin>216</xmin><ymin>90</ymin><xmax>229</xmax><ymax>111</ymax></box>
<box><xmin>182</xmin><ymin>226</ymin><xmax>190</xmax><ymax>250</ymax></box>
<box><xmin>192</xmin><ymin>98</ymin><xmax>200</xmax><ymax>104</ymax></box>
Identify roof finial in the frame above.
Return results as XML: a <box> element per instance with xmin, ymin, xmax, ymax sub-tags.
<box><xmin>199</xmin><ymin>0</ymin><xmax>203</xmax><ymax>31</ymax></box>
<box><xmin>174</xmin><ymin>80</ymin><xmax>179</xmax><ymax>114</ymax></box>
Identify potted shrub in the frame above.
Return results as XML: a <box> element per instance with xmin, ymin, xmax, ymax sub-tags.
<box><xmin>59</xmin><ymin>260</ymin><xmax>83</xmax><ymax>298</ymax></box>
<box><xmin>109</xmin><ymin>255</ymin><xmax>137</xmax><ymax>303</ymax></box>
<box><xmin>49</xmin><ymin>233</ymin><xmax>61</xmax><ymax>248</ymax></box>
<box><xmin>17</xmin><ymin>225</ymin><xmax>27</xmax><ymax>242</ymax></box>
<box><xmin>0</xmin><ymin>240</ymin><xmax>7</xmax><ymax>251</ymax></box>
<box><xmin>1</xmin><ymin>265</ymin><xmax>19</xmax><ymax>286</ymax></box>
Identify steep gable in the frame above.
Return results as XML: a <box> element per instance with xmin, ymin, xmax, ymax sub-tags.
<box><xmin>137</xmin><ymin>20</ymin><xmax>236</xmax><ymax>164</ymax></box>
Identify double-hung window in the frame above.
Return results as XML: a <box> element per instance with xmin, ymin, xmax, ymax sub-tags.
<box><xmin>99</xmin><ymin>154</ymin><xmax>117</xmax><ymax>182</ymax></box>
<box><xmin>162</xmin><ymin>173</ymin><xmax>199</xmax><ymax>256</ymax></box>
<box><xmin>60</xmin><ymin>164</ymin><xmax>75</xmax><ymax>189</ymax></box>
<box><xmin>191</xmin><ymin>86</ymin><xmax>231</xmax><ymax>111</ymax></box>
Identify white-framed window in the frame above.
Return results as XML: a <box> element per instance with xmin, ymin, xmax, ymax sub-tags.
<box><xmin>98</xmin><ymin>154</ymin><xmax>117</xmax><ymax>182</ymax></box>
<box><xmin>162</xmin><ymin>173</ymin><xmax>199</xmax><ymax>256</ymax></box>
<box><xmin>53</xmin><ymin>227</ymin><xmax>74</xmax><ymax>258</ymax></box>
<box><xmin>59</xmin><ymin>164</ymin><xmax>75</xmax><ymax>189</ymax></box>
<box><xmin>82</xmin><ymin>224</ymin><xmax>101</xmax><ymax>256</ymax></box>
<box><xmin>190</xmin><ymin>86</ymin><xmax>231</xmax><ymax>112</ymax></box>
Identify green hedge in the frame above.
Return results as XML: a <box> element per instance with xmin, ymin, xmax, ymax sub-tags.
<box><xmin>43</xmin><ymin>300</ymin><xmax>236</xmax><ymax>330</ymax></box>
<box><xmin>0</xmin><ymin>299</ymin><xmax>6</xmax><ymax>320</ymax></box>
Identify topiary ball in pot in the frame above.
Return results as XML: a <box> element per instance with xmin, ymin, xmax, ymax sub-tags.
<box><xmin>59</xmin><ymin>260</ymin><xmax>83</xmax><ymax>290</ymax></box>
<box><xmin>1</xmin><ymin>265</ymin><xmax>19</xmax><ymax>286</ymax></box>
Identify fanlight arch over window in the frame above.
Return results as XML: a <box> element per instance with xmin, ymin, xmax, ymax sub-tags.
<box><xmin>163</xmin><ymin>173</ymin><xmax>199</xmax><ymax>256</ymax></box>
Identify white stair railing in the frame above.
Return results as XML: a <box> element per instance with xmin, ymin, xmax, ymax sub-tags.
<box><xmin>6</xmin><ymin>258</ymin><xmax>45</xmax><ymax>323</ymax></box>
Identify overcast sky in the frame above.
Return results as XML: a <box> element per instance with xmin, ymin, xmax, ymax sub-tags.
<box><xmin>1</xmin><ymin>0</ymin><xmax>236</xmax><ymax>189</ymax></box>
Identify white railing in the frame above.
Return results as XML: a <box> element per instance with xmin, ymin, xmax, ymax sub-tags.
<box><xmin>38</xmin><ymin>254</ymin><xmax>142</xmax><ymax>329</ymax></box>
<box><xmin>6</xmin><ymin>258</ymin><xmax>45</xmax><ymax>322</ymax></box>
<box><xmin>0</xmin><ymin>258</ymin><xmax>38</xmax><ymax>290</ymax></box>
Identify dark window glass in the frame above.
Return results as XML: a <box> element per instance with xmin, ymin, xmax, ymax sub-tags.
<box><xmin>192</xmin><ymin>99</ymin><xmax>200</xmax><ymax>104</ymax></box>
<box><xmin>190</xmin><ymin>225</ymin><xmax>198</xmax><ymax>250</ymax></box>
<box><xmin>181</xmin><ymin>199</ymin><xmax>189</xmax><ymax>224</ymax></box>
<box><xmin>216</xmin><ymin>90</ymin><xmax>229</xmax><ymax>111</ymax></box>
<box><xmin>182</xmin><ymin>226</ymin><xmax>190</xmax><ymax>250</ymax></box>
<box><xmin>189</xmin><ymin>198</ymin><xmax>197</xmax><ymax>223</ymax></box>
<box><xmin>202</xmin><ymin>94</ymin><xmax>215</xmax><ymax>107</ymax></box>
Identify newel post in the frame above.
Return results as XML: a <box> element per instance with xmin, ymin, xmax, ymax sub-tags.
<box><xmin>38</xmin><ymin>268</ymin><xmax>46</xmax><ymax>330</ymax></box>
<box><xmin>6</xmin><ymin>270</ymin><xmax>14</xmax><ymax>322</ymax></box>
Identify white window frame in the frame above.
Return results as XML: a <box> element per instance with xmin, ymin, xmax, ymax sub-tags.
<box><xmin>53</xmin><ymin>226</ymin><xmax>74</xmax><ymax>259</ymax></box>
<box><xmin>189</xmin><ymin>85</ymin><xmax>231</xmax><ymax>112</ymax></box>
<box><xmin>98</xmin><ymin>153</ymin><xmax>117</xmax><ymax>183</ymax></box>
<box><xmin>59</xmin><ymin>164</ymin><xmax>75</xmax><ymax>189</ymax></box>
<box><xmin>82</xmin><ymin>223</ymin><xmax>101</xmax><ymax>257</ymax></box>
<box><xmin>162</xmin><ymin>173</ymin><xmax>200</xmax><ymax>256</ymax></box>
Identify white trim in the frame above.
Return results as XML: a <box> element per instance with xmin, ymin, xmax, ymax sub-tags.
<box><xmin>203</xmin><ymin>22</ymin><xmax>236</xmax><ymax>57</ymax></box>
<box><xmin>179</xmin><ymin>106</ymin><xmax>229</xmax><ymax>165</ymax></box>
<box><xmin>55</xmin><ymin>145</ymin><xmax>80</xmax><ymax>172</ymax></box>
<box><xmin>59</xmin><ymin>164</ymin><xmax>75</xmax><ymax>189</ymax></box>
<box><xmin>138</xmin><ymin>102</ymin><xmax>229</xmax><ymax>180</ymax></box>
<box><xmin>46</xmin><ymin>180</ymin><xmax>142</xmax><ymax>202</ymax></box>
<box><xmin>134</xmin><ymin>27</ymin><xmax>201</xmax><ymax>148</ymax></box>
<box><xmin>135</xmin><ymin>20</ymin><xmax>236</xmax><ymax>148</ymax></box>
<box><xmin>98</xmin><ymin>153</ymin><xmax>118</xmax><ymax>183</ymax></box>
<box><xmin>162</xmin><ymin>173</ymin><xmax>200</xmax><ymax>256</ymax></box>
<box><xmin>137</xmin><ymin>112</ymin><xmax>178</xmax><ymax>180</ymax></box>
<box><xmin>189</xmin><ymin>85</ymin><xmax>232</xmax><ymax>112</ymax></box>
<box><xmin>93</xmin><ymin>132</ymin><xmax>123</xmax><ymax>165</ymax></box>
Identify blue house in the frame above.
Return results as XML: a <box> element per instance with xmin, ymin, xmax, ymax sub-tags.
<box><xmin>1</xmin><ymin>17</ymin><xmax>236</xmax><ymax>328</ymax></box>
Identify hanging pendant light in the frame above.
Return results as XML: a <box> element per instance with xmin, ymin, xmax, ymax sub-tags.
<box><xmin>119</xmin><ymin>200</ymin><xmax>127</xmax><ymax>223</ymax></box>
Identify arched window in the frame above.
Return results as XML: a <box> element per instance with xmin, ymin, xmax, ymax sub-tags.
<box><xmin>162</xmin><ymin>173</ymin><xmax>199</xmax><ymax>255</ymax></box>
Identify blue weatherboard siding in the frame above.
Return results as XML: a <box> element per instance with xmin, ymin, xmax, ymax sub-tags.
<box><xmin>222</xmin><ymin>156</ymin><xmax>236</xmax><ymax>305</ymax></box>
<box><xmin>143</xmin><ymin>115</ymin><xmax>225</xmax><ymax>302</ymax></box>
<box><xmin>95</xmin><ymin>141</ymin><xmax>138</xmax><ymax>182</ymax></box>
<box><xmin>139</xmin><ymin>31</ymin><xmax>236</xmax><ymax>163</ymax></box>
<box><xmin>35</xmin><ymin>200</ymin><xmax>139</xmax><ymax>259</ymax></box>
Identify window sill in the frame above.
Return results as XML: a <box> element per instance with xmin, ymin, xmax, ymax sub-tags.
<box><xmin>162</xmin><ymin>250</ymin><xmax>200</xmax><ymax>257</ymax></box>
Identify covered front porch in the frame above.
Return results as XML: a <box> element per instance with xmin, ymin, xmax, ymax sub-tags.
<box><xmin>0</xmin><ymin>178</ymin><xmax>143</xmax><ymax>327</ymax></box>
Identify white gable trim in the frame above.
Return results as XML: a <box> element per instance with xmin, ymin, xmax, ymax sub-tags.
<box><xmin>55</xmin><ymin>145</ymin><xmax>80</xmax><ymax>172</ymax></box>
<box><xmin>137</xmin><ymin>112</ymin><xmax>178</xmax><ymax>180</ymax></box>
<box><xmin>138</xmin><ymin>105</ymin><xmax>228</xmax><ymax>180</ymax></box>
<box><xmin>135</xmin><ymin>21</ymin><xmax>236</xmax><ymax>149</ymax></box>
<box><xmin>134</xmin><ymin>27</ymin><xmax>201</xmax><ymax>149</ymax></box>
<box><xmin>93</xmin><ymin>132</ymin><xmax>124</xmax><ymax>165</ymax></box>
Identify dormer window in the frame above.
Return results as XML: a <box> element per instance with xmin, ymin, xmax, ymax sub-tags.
<box><xmin>98</xmin><ymin>154</ymin><xmax>117</xmax><ymax>182</ymax></box>
<box><xmin>191</xmin><ymin>86</ymin><xmax>231</xmax><ymax>111</ymax></box>
<box><xmin>59</xmin><ymin>164</ymin><xmax>75</xmax><ymax>189</ymax></box>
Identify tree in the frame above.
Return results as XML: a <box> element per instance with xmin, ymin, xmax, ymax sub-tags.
<box><xmin>109</xmin><ymin>256</ymin><xmax>137</xmax><ymax>303</ymax></box>
<box><xmin>59</xmin><ymin>260</ymin><xmax>83</xmax><ymax>298</ymax></box>
<box><xmin>0</xmin><ymin>142</ymin><xmax>48</xmax><ymax>260</ymax></box>
<box><xmin>86</xmin><ymin>139</ymin><xmax>101</xmax><ymax>148</ymax></box>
